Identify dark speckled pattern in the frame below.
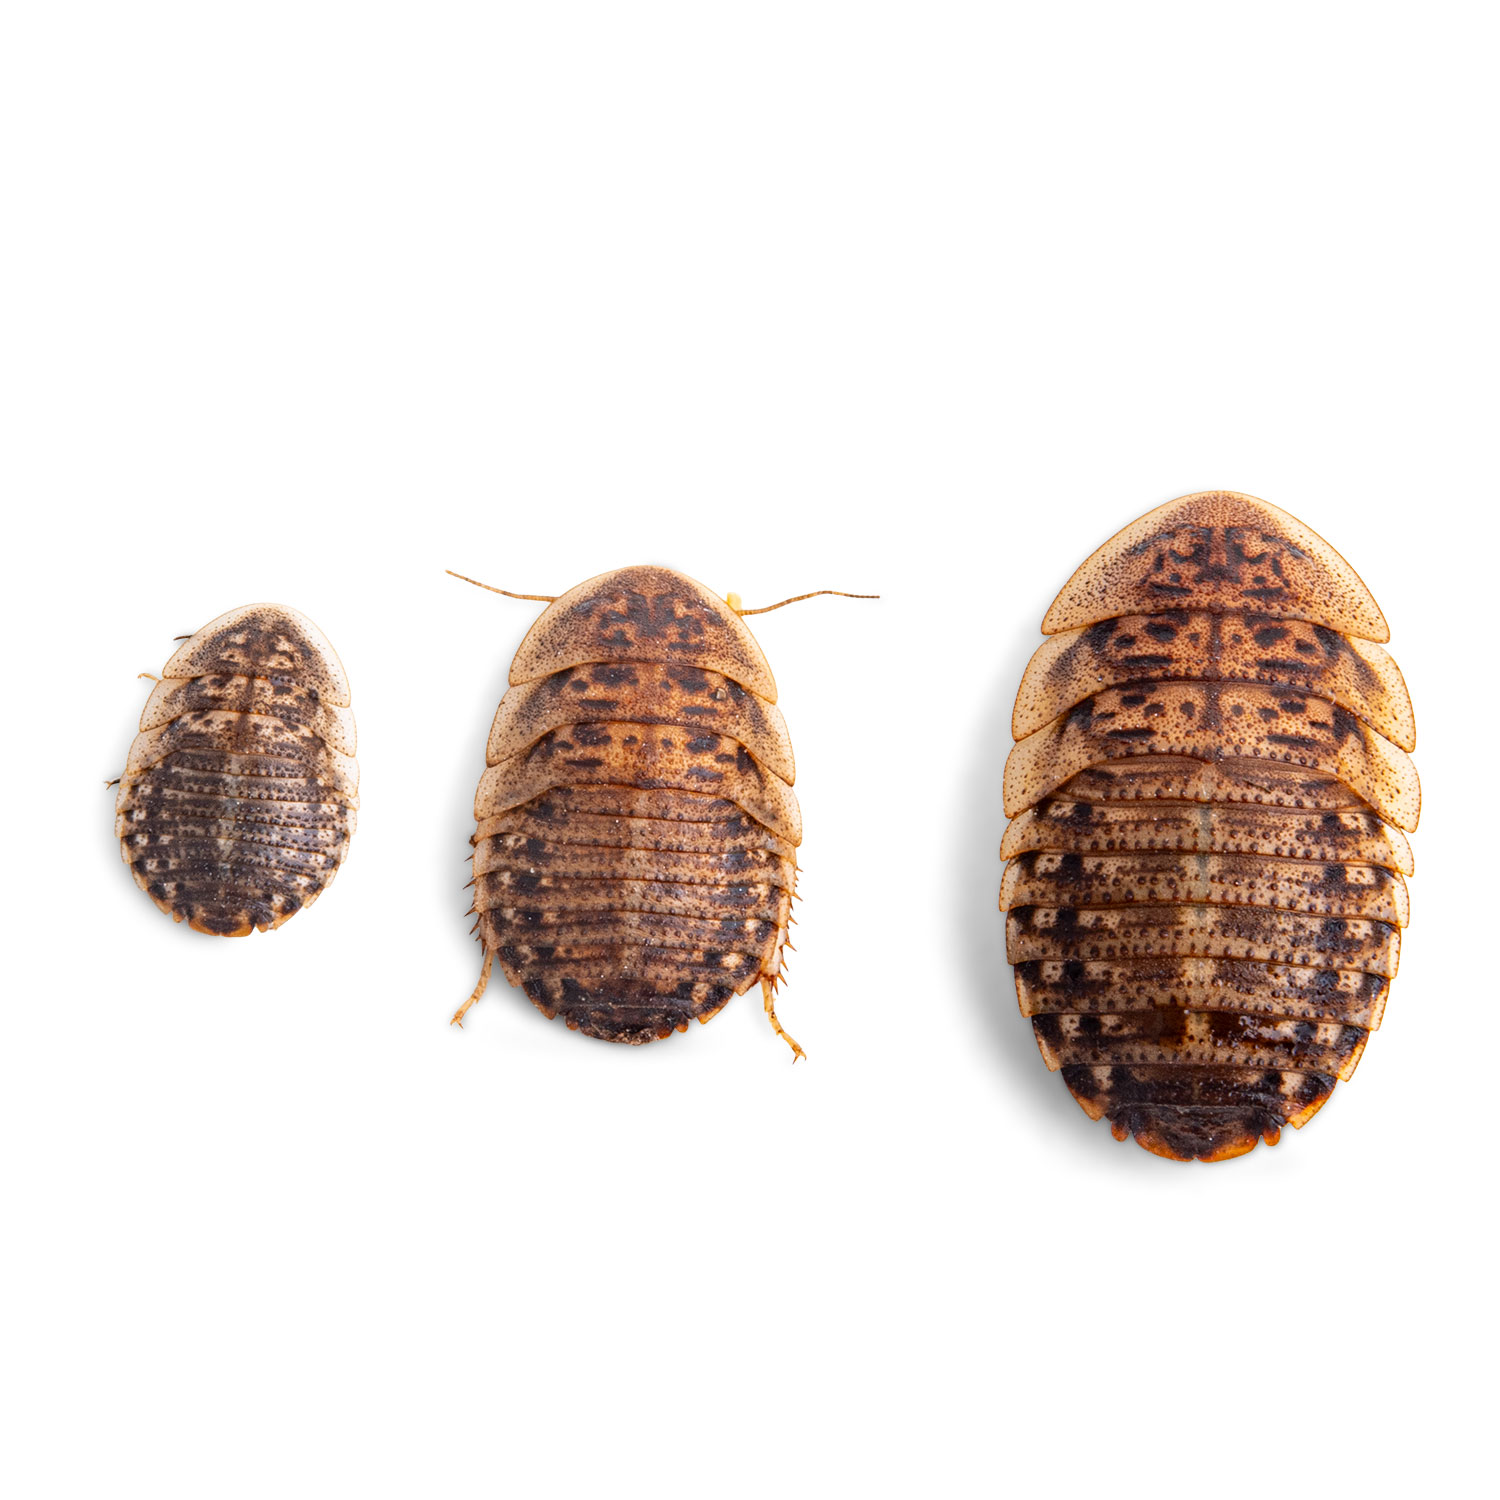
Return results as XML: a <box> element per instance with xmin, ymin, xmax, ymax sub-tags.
<box><xmin>1003</xmin><ymin>493</ymin><xmax>1418</xmax><ymax>1161</ymax></box>
<box><xmin>115</xmin><ymin>605</ymin><xmax>358</xmax><ymax>936</ymax></box>
<box><xmin>467</xmin><ymin>568</ymin><xmax>800</xmax><ymax>1046</ymax></box>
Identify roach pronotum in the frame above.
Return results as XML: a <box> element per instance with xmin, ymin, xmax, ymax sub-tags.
<box><xmin>1001</xmin><ymin>491</ymin><xmax>1418</xmax><ymax>1160</ymax></box>
<box><xmin>114</xmin><ymin>604</ymin><xmax>358</xmax><ymax>936</ymax></box>
<box><xmin>448</xmin><ymin>565</ymin><xmax>873</xmax><ymax>1053</ymax></box>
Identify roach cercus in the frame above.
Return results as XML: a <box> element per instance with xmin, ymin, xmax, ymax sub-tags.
<box><xmin>448</xmin><ymin>565</ymin><xmax>874</xmax><ymax>1053</ymax></box>
<box><xmin>114</xmin><ymin>604</ymin><xmax>358</xmax><ymax>936</ymax></box>
<box><xmin>1001</xmin><ymin>492</ymin><xmax>1418</xmax><ymax>1160</ymax></box>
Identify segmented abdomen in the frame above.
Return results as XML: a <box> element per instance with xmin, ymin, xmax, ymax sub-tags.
<box><xmin>471</xmin><ymin>567</ymin><xmax>800</xmax><ymax>1044</ymax></box>
<box><xmin>115</xmin><ymin>605</ymin><xmax>358</xmax><ymax>937</ymax></box>
<box><xmin>1001</xmin><ymin>493</ymin><xmax>1419</xmax><ymax>1160</ymax></box>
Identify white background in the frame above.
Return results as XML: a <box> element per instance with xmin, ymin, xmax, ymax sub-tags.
<box><xmin>2</xmin><ymin>4</ymin><xmax>1493</xmax><ymax>1497</ymax></box>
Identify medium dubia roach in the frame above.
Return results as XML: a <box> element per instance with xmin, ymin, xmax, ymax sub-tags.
<box><xmin>449</xmin><ymin>565</ymin><xmax>872</xmax><ymax>1053</ymax></box>
<box><xmin>114</xmin><ymin>604</ymin><xmax>358</xmax><ymax>936</ymax></box>
<box><xmin>1001</xmin><ymin>491</ymin><xmax>1418</xmax><ymax>1161</ymax></box>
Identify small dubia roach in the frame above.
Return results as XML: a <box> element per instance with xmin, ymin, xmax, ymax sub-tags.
<box><xmin>449</xmin><ymin>565</ymin><xmax>872</xmax><ymax>1053</ymax></box>
<box><xmin>114</xmin><ymin>604</ymin><xmax>358</xmax><ymax>936</ymax></box>
<box><xmin>1001</xmin><ymin>491</ymin><xmax>1418</xmax><ymax>1161</ymax></box>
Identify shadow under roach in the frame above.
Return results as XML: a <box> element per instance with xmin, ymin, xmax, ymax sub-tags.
<box><xmin>946</xmin><ymin>628</ymin><xmax>1211</xmax><ymax>1173</ymax></box>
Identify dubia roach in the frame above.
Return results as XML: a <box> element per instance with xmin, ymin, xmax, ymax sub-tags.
<box><xmin>115</xmin><ymin>604</ymin><xmax>358</xmax><ymax>936</ymax></box>
<box><xmin>449</xmin><ymin>565</ymin><xmax>868</xmax><ymax>1053</ymax></box>
<box><xmin>1001</xmin><ymin>492</ymin><xmax>1418</xmax><ymax>1161</ymax></box>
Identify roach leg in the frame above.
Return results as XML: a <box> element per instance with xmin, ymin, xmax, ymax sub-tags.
<box><xmin>761</xmin><ymin>977</ymin><xmax>805</xmax><ymax>1062</ymax></box>
<box><xmin>451</xmin><ymin>950</ymin><xmax>494</xmax><ymax>1027</ymax></box>
<box><xmin>137</xmin><ymin>672</ymin><xmax>161</xmax><ymax>681</ymax></box>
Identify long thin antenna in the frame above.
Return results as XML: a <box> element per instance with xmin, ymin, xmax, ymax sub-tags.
<box><xmin>736</xmin><ymin>589</ymin><xmax>879</xmax><ymax>616</ymax></box>
<box><xmin>446</xmin><ymin>570</ymin><xmax>558</xmax><ymax>603</ymax></box>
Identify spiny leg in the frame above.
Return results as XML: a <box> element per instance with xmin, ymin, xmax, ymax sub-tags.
<box><xmin>451</xmin><ymin>949</ymin><xmax>494</xmax><ymax>1027</ymax></box>
<box><xmin>761</xmin><ymin>977</ymin><xmax>805</xmax><ymax>1062</ymax></box>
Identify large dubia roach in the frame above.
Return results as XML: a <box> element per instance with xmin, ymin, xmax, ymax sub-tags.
<box><xmin>1001</xmin><ymin>491</ymin><xmax>1418</xmax><ymax>1161</ymax></box>
<box><xmin>114</xmin><ymin>604</ymin><xmax>358</xmax><ymax>936</ymax></box>
<box><xmin>449</xmin><ymin>565</ymin><xmax>872</xmax><ymax>1053</ymax></box>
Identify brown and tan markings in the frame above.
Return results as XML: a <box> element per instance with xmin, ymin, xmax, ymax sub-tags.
<box><xmin>1002</xmin><ymin>491</ymin><xmax>1418</xmax><ymax>1161</ymax></box>
<box><xmin>114</xmin><ymin>604</ymin><xmax>358</xmax><ymax>936</ymax></box>
<box><xmin>448</xmin><ymin>566</ymin><xmax>874</xmax><ymax>1053</ymax></box>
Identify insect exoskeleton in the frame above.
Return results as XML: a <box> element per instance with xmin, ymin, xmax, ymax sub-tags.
<box><xmin>114</xmin><ymin>604</ymin><xmax>358</xmax><ymax>937</ymax></box>
<box><xmin>1001</xmin><ymin>491</ymin><xmax>1418</xmax><ymax>1161</ymax></box>
<box><xmin>449</xmin><ymin>565</ymin><xmax>872</xmax><ymax>1053</ymax></box>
